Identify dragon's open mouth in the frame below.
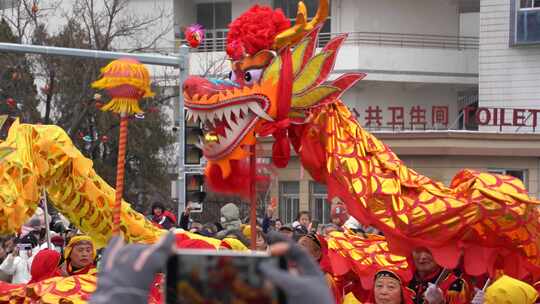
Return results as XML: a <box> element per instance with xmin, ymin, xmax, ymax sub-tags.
<box><xmin>185</xmin><ymin>95</ymin><xmax>271</xmax><ymax>160</ymax></box>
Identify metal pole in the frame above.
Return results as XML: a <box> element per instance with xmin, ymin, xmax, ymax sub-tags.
<box><xmin>41</xmin><ymin>190</ymin><xmax>52</xmax><ymax>249</ymax></box>
<box><xmin>250</xmin><ymin>145</ymin><xmax>257</xmax><ymax>250</ymax></box>
<box><xmin>177</xmin><ymin>45</ymin><xmax>189</xmax><ymax>215</ymax></box>
<box><xmin>0</xmin><ymin>42</ymin><xmax>180</xmax><ymax>66</ymax></box>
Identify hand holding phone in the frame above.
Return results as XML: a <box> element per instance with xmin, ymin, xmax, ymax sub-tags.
<box><xmin>90</xmin><ymin>232</ymin><xmax>176</xmax><ymax>304</ymax></box>
<box><xmin>259</xmin><ymin>232</ymin><xmax>333</xmax><ymax>304</ymax></box>
<box><xmin>166</xmin><ymin>250</ymin><xmax>287</xmax><ymax>304</ymax></box>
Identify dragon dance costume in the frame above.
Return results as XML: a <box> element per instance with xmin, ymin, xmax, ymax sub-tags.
<box><xmin>0</xmin><ymin>0</ymin><xmax>540</xmax><ymax>302</ymax></box>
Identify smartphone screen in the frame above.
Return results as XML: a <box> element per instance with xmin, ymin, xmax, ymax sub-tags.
<box><xmin>166</xmin><ymin>250</ymin><xmax>287</xmax><ymax>304</ymax></box>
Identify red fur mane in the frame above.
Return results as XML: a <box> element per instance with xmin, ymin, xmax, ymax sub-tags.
<box><xmin>226</xmin><ymin>5</ymin><xmax>290</xmax><ymax>60</ymax></box>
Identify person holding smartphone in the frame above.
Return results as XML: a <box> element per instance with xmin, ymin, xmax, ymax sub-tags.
<box><xmin>0</xmin><ymin>235</ymin><xmax>36</xmax><ymax>284</ymax></box>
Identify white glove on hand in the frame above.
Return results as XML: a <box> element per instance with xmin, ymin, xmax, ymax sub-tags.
<box><xmin>470</xmin><ymin>289</ymin><xmax>485</xmax><ymax>304</ymax></box>
<box><xmin>424</xmin><ymin>282</ymin><xmax>445</xmax><ymax>304</ymax></box>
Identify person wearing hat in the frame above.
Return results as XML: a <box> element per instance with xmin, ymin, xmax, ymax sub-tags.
<box><xmin>58</xmin><ymin>235</ymin><xmax>96</xmax><ymax>276</ymax></box>
<box><xmin>371</xmin><ymin>270</ymin><xmax>415</xmax><ymax>304</ymax></box>
<box><xmin>242</xmin><ymin>225</ymin><xmax>267</xmax><ymax>251</ymax></box>
<box><xmin>470</xmin><ymin>275</ymin><xmax>538</xmax><ymax>304</ymax></box>
<box><xmin>278</xmin><ymin>224</ymin><xmax>294</xmax><ymax>238</ymax></box>
<box><xmin>28</xmin><ymin>249</ymin><xmax>62</xmax><ymax>283</ymax></box>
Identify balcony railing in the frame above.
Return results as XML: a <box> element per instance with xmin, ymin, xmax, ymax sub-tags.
<box><xmin>177</xmin><ymin>29</ymin><xmax>479</xmax><ymax>52</ymax></box>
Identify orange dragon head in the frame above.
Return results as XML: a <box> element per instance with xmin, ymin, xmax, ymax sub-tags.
<box><xmin>184</xmin><ymin>0</ymin><xmax>364</xmax><ymax>195</ymax></box>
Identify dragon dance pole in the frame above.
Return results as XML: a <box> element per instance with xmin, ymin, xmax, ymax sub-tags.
<box><xmin>41</xmin><ymin>190</ymin><xmax>52</xmax><ymax>249</ymax></box>
<box><xmin>92</xmin><ymin>58</ymin><xmax>154</xmax><ymax>236</ymax></box>
<box><xmin>250</xmin><ymin>144</ymin><xmax>257</xmax><ymax>250</ymax></box>
<box><xmin>112</xmin><ymin>113</ymin><xmax>129</xmax><ymax>235</ymax></box>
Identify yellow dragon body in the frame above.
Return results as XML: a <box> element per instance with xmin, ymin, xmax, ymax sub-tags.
<box><xmin>0</xmin><ymin>120</ymin><xmax>164</xmax><ymax>247</ymax></box>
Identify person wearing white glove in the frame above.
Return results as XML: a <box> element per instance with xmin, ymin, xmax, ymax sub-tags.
<box><xmin>424</xmin><ymin>282</ymin><xmax>445</xmax><ymax>304</ymax></box>
<box><xmin>470</xmin><ymin>289</ymin><xmax>484</xmax><ymax>304</ymax></box>
<box><xmin>408</xmin><ymin>248</ymin><xmax>472</xmax><ymax>303</ymax></box>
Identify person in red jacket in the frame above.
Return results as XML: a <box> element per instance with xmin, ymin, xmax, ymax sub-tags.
<box><xmin>150</xmin><ymin>202</ymin><xmax>177</xmax><ymax>230</ymax></box>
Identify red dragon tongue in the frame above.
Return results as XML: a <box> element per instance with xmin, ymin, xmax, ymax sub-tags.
<box><xmin>213</xmin><ymin>118</ymin><xmax>228</xmax><ymax>137</ymax></box>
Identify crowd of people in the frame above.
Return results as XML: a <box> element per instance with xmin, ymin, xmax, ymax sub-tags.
<box><xmin>1</xmin><ymin>200</ymin><xmax>539</xmax><ymax>304</ymax></box>
<box><xmin>0</xmin><ymin>208</ymin><xmax>98</xmax><ymax>286</ymax></box>
<box><xmin>144</xmin><ymin>198</ymin><xmax>539</xmax><ymax>304</ymax></box>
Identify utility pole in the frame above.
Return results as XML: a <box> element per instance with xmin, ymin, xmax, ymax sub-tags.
<box><xmin>175</xmin><ymin>44</ymin><xmax>189</xmax><ymax>215</ymax></box>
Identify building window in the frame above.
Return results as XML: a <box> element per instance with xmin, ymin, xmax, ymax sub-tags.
<box><xmin>195</xmin><ymin>1</ymin><xmax>231</xmax><ymax>48</ymax></box>
<box><xmin>196</xmin><ymin>2</ymin><xmax>231</xmax><ymax>30</ymax></box>
<box><xmin>521</xmin><ymin>0</ymin><xmax>540</xmax><ymax>8</ymax></box>
<box><xmin>309</xmin><ymin>182</ymin><xmax>330</xmax><ymax>224</ymax></box>
<box><xmin>279</xmin><ymin>181</ymin><xmax>299</xmax><ymax>224</ymax></box>
<box><xmin>458</xmin><ymin>101</ymin><xmax>479</xmax><ymax>131</ymax></box>
<box><xmin>273</xmin><ymin>0</ymin><xmax>332</xmax><ymax>46</ymax></box>
<box><xmin>487</xmin><ymin>169</ymin><xmax>528</xmax><ymax>186</ymax></box>
<box><xmin>511</xmin><ymin>0</ymin><xmax>540</xmax><ymax>45</ymax></box>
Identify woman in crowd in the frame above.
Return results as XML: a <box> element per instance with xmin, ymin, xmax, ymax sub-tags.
<box><xmin>371</xmin><ymin>270</ymin><xmax>415</xmax><ymax>304</ymax></box>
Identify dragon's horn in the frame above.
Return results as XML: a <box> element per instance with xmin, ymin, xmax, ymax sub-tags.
<box><xmin>273</xmin><ymin>0</ymin><xmax>329</xmax><ymax>50</ymax></box>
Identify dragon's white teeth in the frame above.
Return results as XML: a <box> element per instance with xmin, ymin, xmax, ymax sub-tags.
<box><xmin>214</xmin><ymin>109</ymin><xmax>223</xmax><ymax>121</ymax></box>
<box><xmin>204</xmin><ymin>112</ymin><xmax>213</xmax><ymax>123</ymax></box>
<box><xmin>232</xmin><ymin>106</ymin><xmax>241</xmax><ymax>119</ymax></box>
<box><xmin>213</xmin><ymin>110</ymin><xmax>221</xmax><ymax>121</ymax></box>
<box><xmin>186</xmin><ymin>111</ymin><xmax>193</xmax><ymax>122</ymax></box>
<box><xmin>229</xmin><ymin>111</ymin><xmax>239</xmax><ymax>128</ymax></box>
<box><xmin>248</xmin><ymin>102</ymin><xmax>273</xmax><ymax>121</ymax></box>
<box><xmin>238</xmin><ymin>105</ymin><xmax>247</xmax><ymax>118</ymax></box>
<box><xmin>222</xmin><ymin>109</ymin><xmax>232</xmax><ymax>127</ymax></box>
<box><xmin>192</xmin><ymin>112</ymin><xmax>200</xmax><ymax>123</ymax></box>
<box><xmin>224</xmin><ymin>126</ymin><xmax>233</xmax><ymax>138</ymax></box>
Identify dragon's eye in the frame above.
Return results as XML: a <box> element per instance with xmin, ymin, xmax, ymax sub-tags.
<box><xmin>228</xmin><ymin>71</ymin><xmax>237</xmax><ymax>82</ymax></box>
<box><xmin>243</xmin><ymin>68</ymin><xmax>263</xmax><ymax>85</ymax></box>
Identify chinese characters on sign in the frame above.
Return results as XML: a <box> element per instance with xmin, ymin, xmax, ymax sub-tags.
<box><xmin>350</xmin><ymin>105</ymin><xmax>540</xmax><ymax>131</ymax></box>
<box><xmin>351</xmin><ymin>105</ymin><xmax>449</xmax><ymax>130</ymax></box>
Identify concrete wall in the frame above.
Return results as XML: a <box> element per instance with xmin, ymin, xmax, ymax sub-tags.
<box><xmin>460</xmin><ymin>12</ymin><xmax>480</xmax><ymax>36</ymax></box>
<box><xmin>177</xmin><ymin>0</ymin><xmax>470</xmax><ymax>36</ymax></box>
<box><xmin>336</xmin><ymin>0</ymin><xmax>460</xmax><ymax>35</ymax></box>
<box><xmin>335</xmin><ymin>44</ymin><xmax>478</xmax><ymax>84</ymax></box>
<box><xmin>479</xmin><ymin>0</ymin><xmax>540</xmax><ymax>132</ymax></box>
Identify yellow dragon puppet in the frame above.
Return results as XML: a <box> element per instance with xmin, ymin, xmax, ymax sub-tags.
<box><xmin>183</xmin><ymin>0</ymin><xmax>540</xmax><ymax>280</ymax></box>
